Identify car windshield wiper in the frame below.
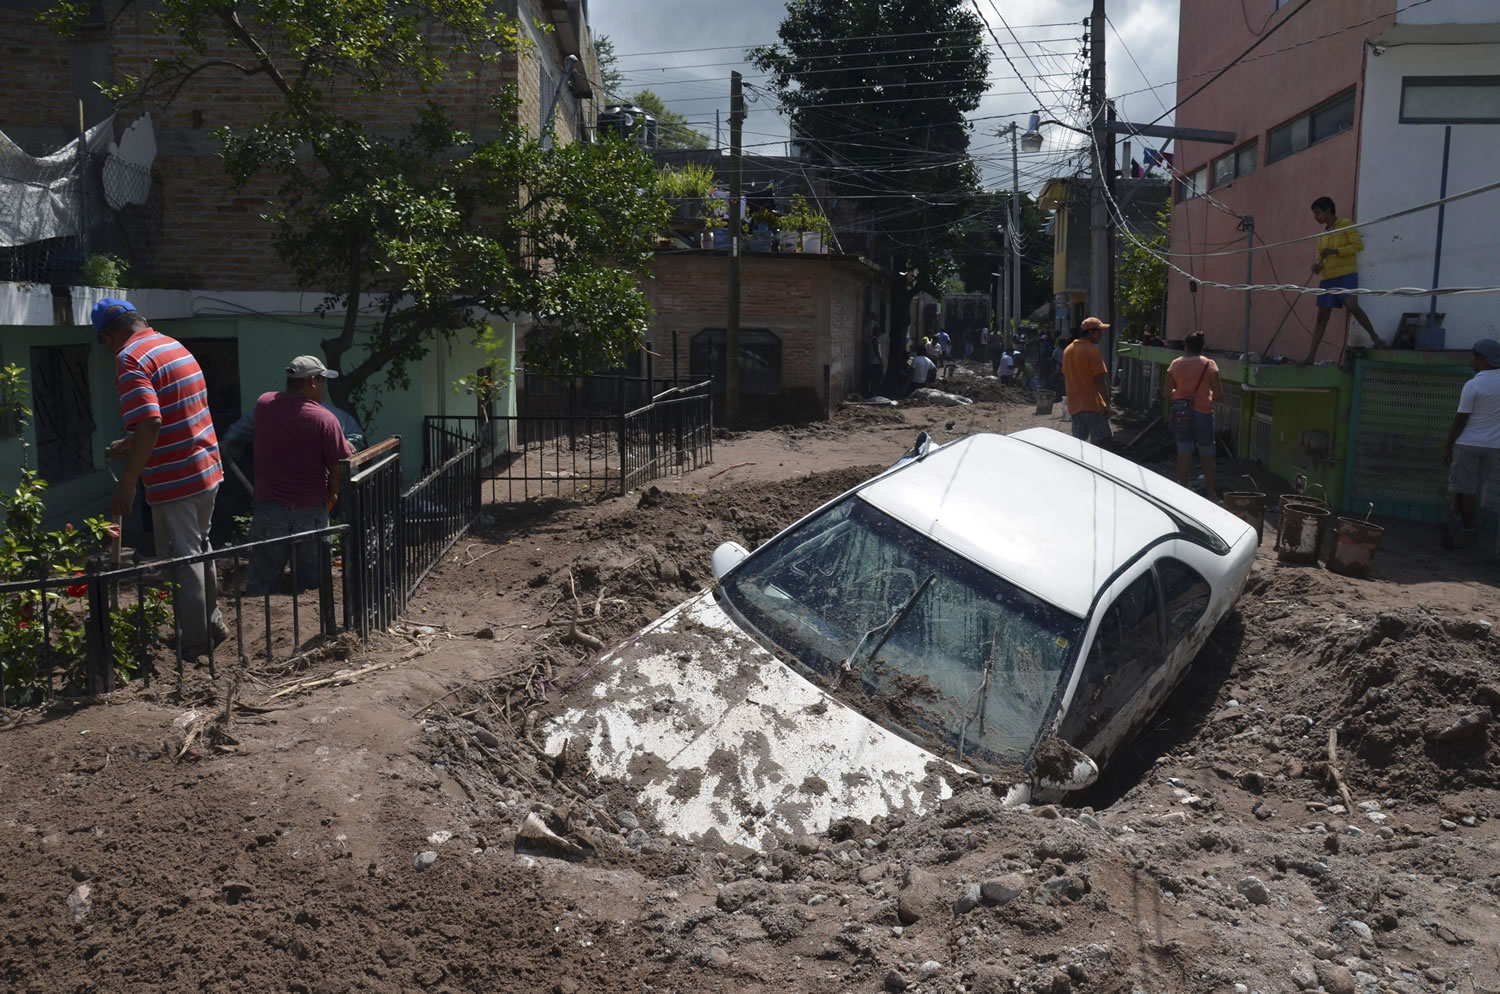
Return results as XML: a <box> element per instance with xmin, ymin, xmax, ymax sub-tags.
<box><xmin>834</xmin><ymin>573</ymin><xmax>935</xmax><ymax>687</ymax></box>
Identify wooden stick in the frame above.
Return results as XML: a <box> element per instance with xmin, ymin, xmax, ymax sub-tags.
<box><xmin>709</xmin><ymin>460</ymin><xmax>755</xmax><ymax>480</ymax></box>
<box><xmin>1327</xmin><ymin>727</ymin><xmax>1357</xmax><ymax>815</ymax></box>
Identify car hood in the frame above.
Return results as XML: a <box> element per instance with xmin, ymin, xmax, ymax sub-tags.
<box><xmin>544</xmin><ymin>591</ymin><xmax>961</xmax><ymax>850</ymax></box>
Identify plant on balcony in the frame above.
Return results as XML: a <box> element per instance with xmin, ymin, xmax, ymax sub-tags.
<box><xmin>80</xmin><ymin>253</ymin><xmax>131</xmax><ymax>289</ymax></box>
<box><xmin>782</xmin><ymin>194</ymin><xmax>832</xmax><ymax>238</ymax></box>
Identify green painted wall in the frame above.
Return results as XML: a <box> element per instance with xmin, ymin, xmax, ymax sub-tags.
<box><xmin>0</xmin><ymin>315</ymin><xmax>514</xmax><ymax>529</ymax></box>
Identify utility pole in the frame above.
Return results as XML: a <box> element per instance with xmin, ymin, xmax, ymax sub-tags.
<box><xmin>1010</xmin><ymin>124</ymin><xmax>1022</xmax><ymax>353</ymax></box>
<box><xmin>1088</xmin><ymin>0</ymin><xmax>1111</xmax><ymax>364</ymax></box>
<box><xmin>726</xmin><ymin>72</ymin><xmax>745</xmax><ymax>427</ymax></box>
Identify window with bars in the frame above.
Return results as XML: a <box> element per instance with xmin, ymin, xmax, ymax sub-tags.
<box><xmin>1268</xmin><ymin>89</ymin><xmax>1356</xmax><ymax>164</ymax></box>
<box><xmin>30</xmin><ymin>344</ymin><xmax>95</xmax><ymax>484</ymax></box>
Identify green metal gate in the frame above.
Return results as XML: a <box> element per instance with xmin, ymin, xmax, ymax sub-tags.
<box><xmin>1344</xmin><ymin>360</ymin><xmax>1469</xmax><ymax>522</ymax></box>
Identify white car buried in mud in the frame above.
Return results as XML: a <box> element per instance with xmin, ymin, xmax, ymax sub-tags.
<box><xmin>546</xmin><ymin>428</ymin><xmax>1257</xmax><ymax>850</ymax></box>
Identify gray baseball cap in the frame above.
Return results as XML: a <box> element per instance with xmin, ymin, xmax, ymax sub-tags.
<box><xmin>1473</xmin><ymin>339</ymin><xmax>1500</xmax><ymax>367</ymax></box>
<box><xmin>286</xmin><ymin>355</ymin><xmax>339</xmax><ymax>378</ymax></box>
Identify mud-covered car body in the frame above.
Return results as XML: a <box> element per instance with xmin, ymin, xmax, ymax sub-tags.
<box><xmin>546</xmin><ymin>429</ymin><xmax>1256</xmax><ymax>849</ymax></box>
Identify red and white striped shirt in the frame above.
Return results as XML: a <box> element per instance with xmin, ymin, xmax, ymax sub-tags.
<box><xmin>116</xmin><ymin>328</ymin><xmax>223</xmax><ymax>504</ymax></box>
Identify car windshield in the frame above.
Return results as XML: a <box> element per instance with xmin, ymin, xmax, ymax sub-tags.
<box><xmin>717</xmin><ymin>495</ymin><xmax>1081</xmax><ymax>772</ymax></box>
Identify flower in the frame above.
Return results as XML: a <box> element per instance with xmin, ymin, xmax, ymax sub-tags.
<box><xmin>156</xmin><ymin>590</ymin><xmax>169</xmax><ymax>602</ymax></box>
<box><xmin>66</xmin><ymin>582</ymin><xmax>88</xmax><ymax>598</ymax></box>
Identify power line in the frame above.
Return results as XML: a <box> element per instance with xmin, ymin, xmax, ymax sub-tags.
<box><xmin>969</xmin><ymin>0</ymin><xmax>1060</xmax><ymax>119</ymax></box>
<box><xmin>611</xmin><ymin>23</ymin><xmax>1078</xmax><ymax>58</ymax></box>
<box><xmin>616</xmin><ymin>38</ymin><xmax>1081</xmax><ymax>76</ymax></box>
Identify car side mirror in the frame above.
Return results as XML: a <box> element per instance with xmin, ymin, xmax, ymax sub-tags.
<box><xmin>1032</xmin><ymin>738</ymin><xmax>1100</xmax><ymax>793</ymax></box>
<box><xmin>711</xmin><ymin>541</ymin><xmax>750</xmax><ymax>580</ymax></box>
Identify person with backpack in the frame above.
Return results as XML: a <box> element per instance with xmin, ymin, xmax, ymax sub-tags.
<box><xmin>1163</xmin><ymin>331</ymin><xmax>1222</xmax><ymax>501</ymax></box>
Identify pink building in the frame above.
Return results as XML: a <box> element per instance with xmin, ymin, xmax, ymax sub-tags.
<box><xmin>1166</xmin><ymin>1</ymin><xmax>1396</xmax><ymax>360</ymax></box>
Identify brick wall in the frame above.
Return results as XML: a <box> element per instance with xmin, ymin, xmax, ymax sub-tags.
<box><xmin>644</xmin><ymin>253</ymin><xmax>887</xmax><ymax>420</ymax></box>
<box><xmin>3</xmin><ymin>2</ymin><xmax>595</xmax><ymax>290</ymax></box>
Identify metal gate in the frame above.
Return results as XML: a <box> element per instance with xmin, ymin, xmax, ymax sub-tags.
<box><xmin>1345</xmin><ymin>360</ymin><xmax>1469</xmax><ymax>521</ymax></box>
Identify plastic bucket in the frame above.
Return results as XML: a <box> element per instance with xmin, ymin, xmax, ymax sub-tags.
<box><xmin>1223</xmin><ymin>491</ymin><xmax>1267</xmax><ymax>545</ymax></box>
<box><xmin>1277</xmin><ymin>501</ymin><xmax>1331</xmax><ymax>563</ymax></box>
<box><xmin>1327</xmin><ymin>517</ymin><xmax>1384</xmax><ymax>577</ymax></box>
<box><xmin>1035</xmin><ymin>390</ymin><xmax>1056</xmax><ymax>416</ymax></box>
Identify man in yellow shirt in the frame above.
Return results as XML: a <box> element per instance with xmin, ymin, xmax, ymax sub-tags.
<box><xmin>1063</xmin><ymin>316</ymin><xmax>1112</xmax><ymax>443</ymax></box>
<box><xmin>1304</xmin><ymin>196</ymin><xmax>1385</xmax><ymax>364</ymax></box>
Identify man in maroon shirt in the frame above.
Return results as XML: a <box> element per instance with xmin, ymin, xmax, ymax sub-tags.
<box><xmin>245</xmin><ymin>356</ymin><xmax>353</xmax><ymax>595</ymax></box>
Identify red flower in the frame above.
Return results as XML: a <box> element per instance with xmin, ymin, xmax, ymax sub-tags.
<box><xmin>156</xmin><ymin>590</ymin><xmax>169</xmax><ymax>602</ymax></box>
<box><xmin>17</xmin><ymin>621</ymin><xmax>28</xmax><ymax>630</ymax></box>
<box><xmin>66</xmin><ymin>582</ymin><xmax>88</xmax><ymax>598</ymax></box>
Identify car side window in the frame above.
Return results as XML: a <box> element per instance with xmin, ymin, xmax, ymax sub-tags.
<box><xmin>1157</xmin><ymin>557</ymin><xmax>1211</xmax><ymax>645</ymax></box>
<box><xmin>1059</xmin><ymin>572</ymin><xmax>1163</xmax><ymax>749</ymax></box>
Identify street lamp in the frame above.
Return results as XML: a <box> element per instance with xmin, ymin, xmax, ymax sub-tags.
<box><xmin>995</xmin><ymin>120</ymin><xmax>1025</xmax><ymax>351</ymax></box>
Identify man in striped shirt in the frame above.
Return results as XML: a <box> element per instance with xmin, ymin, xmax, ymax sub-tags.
<box><xmin>95</xmin><ymin>298</ymin><xmax>227</xmax><ymax>658</ymax></box>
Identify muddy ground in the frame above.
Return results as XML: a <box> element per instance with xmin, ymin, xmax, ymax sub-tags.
<box><xmin>3</xmin><ymin>391</ymin><xmax>1499</xmax><ymax>994</ymax></box>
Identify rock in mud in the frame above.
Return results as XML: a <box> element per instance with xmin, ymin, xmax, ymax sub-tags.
<box><xmin>615</xmin><ymin>810</ymin><xmax>640</xmax><ymax>832</ymax></box>
<box><xmin>716</xmin><ymin>880</ymin><xmax>766</xmax><ymax>913</ymax></box>
<box><xmin>1315</xmin><ymin>962</ymin><xmax>1356</xmax><ymax>994</ymax></box>
<box><xmin>1237</xmin><ymin>876</ymin><xmax>1271</xmax><ymax>905</ymax></box>
<box><xmin>896</xmin><ymin>867</ymin><xmax>943</xmax><ymax>924</ymax></box>
<box><xmin>981</xmin><ymin>873</ymin><xmax>1027</xmax><ymax>906</ymax></box>
<box><xmin>953</xmin><ymin>883</ymin><xmax>981</xmax><ymax>915</ymax></box>
<box><xmin>66</xmin><ymin>884</ymin><xmax>91</xmax><ymax>922</ymax></box>
<box><xmin>857</xmin><ymin>863</ymin><xmax>886</xmax><ymax>885</ymax></box>
<box><xmin>412</xmin><ymin>851</ymin><xmax>438</xmax><ymax>870</ymax></box>
<box><xmin>1426</xmin><ymin>710</ymin><xmax>1491</xmax><ymax>744</ymax></box>
<box><xmin>884</xmin><ymin>969</ymin><xmax>910</xmax><ymax>992</ymax></box>
<box><xmin>1289</xmin><ymin>964</ymin><xmax>1318</xmax><ymax>990</ymax></box>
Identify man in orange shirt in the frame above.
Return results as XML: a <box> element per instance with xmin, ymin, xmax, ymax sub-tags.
<box><xmin>1063</xmin><ymin>316</ymin><xmax>1112</xmax><ymax>444</ymax></box>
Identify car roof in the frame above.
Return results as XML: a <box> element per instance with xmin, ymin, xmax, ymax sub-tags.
<box><xmin>856</xmin><ymin>431</ymin><xmax>1178</xmax><ymax>618</ymax></box>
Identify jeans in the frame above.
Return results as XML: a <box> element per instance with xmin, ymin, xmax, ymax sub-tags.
<box><xmin>150</xmin><ymin>486</ymin><xmax>224</xmax><ymax>651</ymax></box>
<box><xmin>1173</xmin><ymin>409</ymin><xmax>1216</xmax><ymax>455</ymax></box>
<box><xmin>246</xmin><ymin>501</ymin><xmax>329</xmax><ymax>595</ymax></box>
<box><xmin>1069</xmin><ymin>410</ymin><xmax>1113</xmax><ymax>444</ymax></box>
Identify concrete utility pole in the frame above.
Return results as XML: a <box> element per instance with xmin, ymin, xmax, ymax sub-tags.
<box><xmin>1010</xmin><ymin>124</ymin><xmax>1022</xmax><ymax>352</ymax></box>
<box><xmin>1088</xmin><ymin>0</ymin><xmax>1110</xmax><ymax>361</ymax></box>
<box><xmin>726</xmin><ymin>72</ymin><xmax>745</xmax><ymax>427</ymax></box>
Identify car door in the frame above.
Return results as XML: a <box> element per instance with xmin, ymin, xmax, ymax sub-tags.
<box><xmin>1056</xmin><ymin>560</ymin><xmax>1165</xmax><ymax>767</ymax></box>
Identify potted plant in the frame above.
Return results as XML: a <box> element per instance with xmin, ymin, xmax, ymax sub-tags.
<box><xmin>784</xmin><ymin>194</ymin><xmax>833</xmax><ymax>254</ymax></box>
<box><xmin>702</xmin><ymin>210</ymin><xmax>727</xmax><ymax>250</ymax></box>
<box><xmin>747</xmin><ymin>208</ymin><xmax>777</xmax><ymax>252</ymax></box>
<box><xmin>658</xmin><ymin>162</ymin><xmax>717</xmax><ymax>224</ymax></box>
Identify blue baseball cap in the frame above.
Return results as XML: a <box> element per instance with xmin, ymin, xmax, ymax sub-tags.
<box><xmin>91</xmin><ymin>297</ymin><xmax>136</xmax><ymax>337</ymax></box>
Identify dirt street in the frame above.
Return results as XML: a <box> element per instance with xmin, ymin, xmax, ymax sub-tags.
<box><xmin>3</xmin><ymin>390</ymin><xmax>1499</xmax><ymax>994</ymax></box>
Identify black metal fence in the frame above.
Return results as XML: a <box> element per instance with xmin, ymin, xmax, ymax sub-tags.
<box><xmin>0</xmin><ymin>525</ymin><xmax>345</xmax><ymax>707</ymax></box>
<box><xmin>340</xmin><ymin>437</ymin><xmax>404</xmax><ymax>639</ymax></box>
<box><xmin>488</xmin><ymin>380</ymin><xmax>714</xmax><ymax>501</ymax></box>
<box><xmin>403</xmin><ymin>428</ymin><xmax>484</xmax><ymax>601</ymax></box>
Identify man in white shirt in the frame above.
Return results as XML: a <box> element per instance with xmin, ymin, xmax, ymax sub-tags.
<box><xmin>908</xmin><ymin>348</ymin><xmax>936</xmax><ymax>395</ymax></box>
<box><xmin>999</xmin><ymin>350</ymin><xmax>1015</xmax><ymax>385</ymax></box>
<box><xmin>1442</xmin><ymin>338</ymin><xmax>1500</xmax><ymax>548</ymax></box>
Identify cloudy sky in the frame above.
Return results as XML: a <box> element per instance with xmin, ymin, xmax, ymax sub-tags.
<box><xmin>592</xmin><ymin>0</ymin><xmax>1179</xmax><ymax>193</ymax></box>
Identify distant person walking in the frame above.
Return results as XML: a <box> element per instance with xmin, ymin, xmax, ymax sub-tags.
<box><xmin>94</xmin><ymin>298</ymin><xmax>227</xmax><ymax>658</ymax></box>
<box><xmin>1305</xmin><ymin>196</ymin><xmax>1386</xmax><ymax>364</ymax></box>
<box><xmin>865</xmin><ymin>327</ymin><xmax>886</xmax><ymax>396</ymax></box>
<box><xmin>936</xmin><ymin>328</ymin><xmax>953</xmax><ymax>379</ymax></box>
<box><xmin>1163</xmin><ymin>331</ymin><xmax>1222</xmax><ymax>501</ymax></box>
<box><xmin>1441</xmin><ymin>339</ymin><xmax>1500</xmax><ymax>548</ymax></box>
<box><xmin>1063</xmin><ymin>317</ymin><xmax>1112</xmax><ymax>444</ymax></box>
<box><xmin>245</xmin><ymin>356</ymin><xmax>354</xmax><ymax>594</ymax></box>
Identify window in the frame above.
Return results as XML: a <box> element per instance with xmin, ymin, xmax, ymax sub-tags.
<box><xmin>30</xmin><ymin>344</ymin><xmax>95</xmax><ymax>484</ymax></box>
<box><xmin>1212</xmin><ymin>140</ymin><xmax>1258</xmax><ymax>188</ymax></box>
<box><xmin>1400</xmin><ymin>76</ymin><xmax>1500</xmax><ymax>124</ymax></box>
<box><xmin>1268</xmin><ymin>88</ymin><xmax>1356</xmax><ymax>164</ymax></box>
<box><xmin>1157</xmin><ymin>557</ymin><xmax>1211</xmax><ymax>645</ymax></box>
<box><xmin>1059</xmin><ymin>571</ymin><xmax>1163</xmax><ymax>749</ymax></box>
<box><xmin>690</xmin><ymin>329</ymin><xmax>782</xmax><ymax>395</ymax></box>
<box><xmin>1175</xmin><ymin>165</ymin><xmax>1208</xmax><ymax>203</ymax></box>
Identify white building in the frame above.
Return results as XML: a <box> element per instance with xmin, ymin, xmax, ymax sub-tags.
<box><xmin>1356</xmin><ymin>0</ymin><xmax>1500</xmax><ymax>348</ymax></box>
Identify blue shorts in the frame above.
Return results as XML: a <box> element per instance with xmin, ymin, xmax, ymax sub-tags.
<box><xmin>1173</xmin><ymin>409</ymin><xmax>1216</xmax><ymax>456</ymax></box>
<box><xmin>1070</xmin><ymin>410</ymin><xmax>1112</xmax><ymax>444</ymax></box>
<box><xmin>1317</xmin><ymin>272</ymin><xmax>1358</xmax><ymax>309</ymax></box>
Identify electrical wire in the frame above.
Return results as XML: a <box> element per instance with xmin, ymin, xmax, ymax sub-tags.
<box><xmin>611</xmin><ymin>23</ymin><xmax>1079</xmax><ymax>58</ymax></box>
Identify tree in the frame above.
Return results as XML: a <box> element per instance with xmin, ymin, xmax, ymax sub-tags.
<box><xmin>1116</xmin><ymin>207</ymin><xmax>1168</xmax><ymax>336</ymax></box>
<box><xmin>631</xmin><ymin>90</ymin><xmax>710</xmax><ymax>150</ymax></box>
<box><xmin>750</xmin><ymin>0</ymin><xmax>989</xmax><ymax>342</ymax></box>
<box><xmin>595</xmin><ymin>34</ymin><xmax>625</xmax><ymax>98</ymax></box>
<box><xmin>950</xmin><ymin>190</ymin><xmax>1053</xmax><ymax>324</ymax></box>
<box><xmin>45</xmin><ymin>0</ymin><xmax>669</xmax><ymax>418</ymax></box>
